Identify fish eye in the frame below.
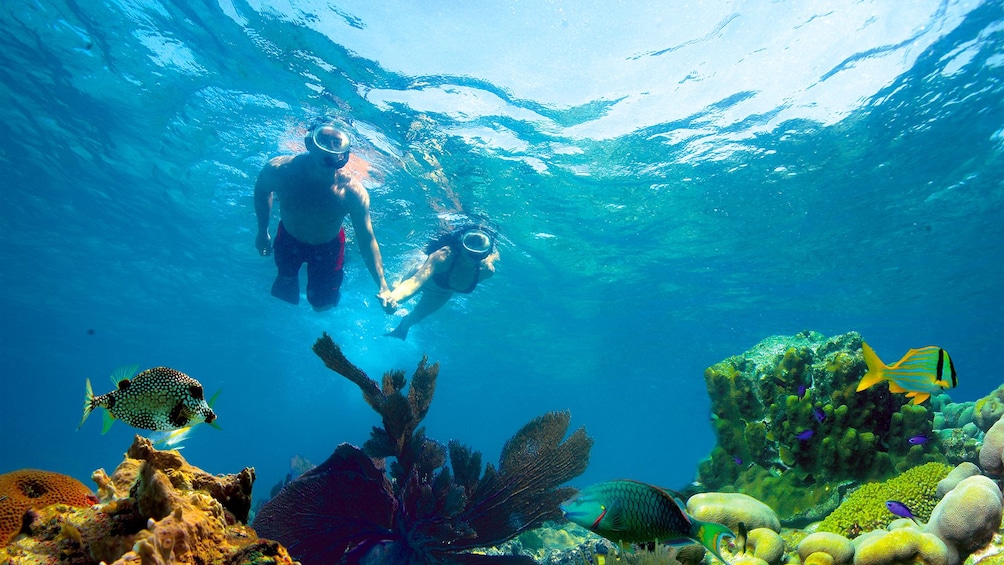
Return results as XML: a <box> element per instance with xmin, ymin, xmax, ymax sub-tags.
<box><xmin>189</xmin><ymin>385</ymin><xmax>204</xmax><ymax>400</ymax></box>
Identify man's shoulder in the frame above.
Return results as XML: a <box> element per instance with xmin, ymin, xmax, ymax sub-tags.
<box><xmin>258</xmin><ymin>155</ymin><xmax>302</xmax><ymax>188</ymax></box>
<box><xmin>338</xmin><ymin>171</ymin><xmax>369</xmax><ymax>204</ymax></box>
<box><xmin>266</xmin><ymin>154</ymin><xmax>300</xmax><ymax>170</ymax></box>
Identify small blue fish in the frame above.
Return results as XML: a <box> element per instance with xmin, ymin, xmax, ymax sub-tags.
<box><xmin>886</xmin><ymin>500</ymin><xmax>920</xmax><ymax>524</ymax></box>
<box><xmin>908</xmin><ymin>435</ymin><xmax>929</xmax><ymax>445</ymax></box>
<box><xmin>795</xmin><ymin>429</ymin><xmax>814</xmax><ymax>441</ymax></box>
<box><xmin>813</xmin><ymin>406</ymin><xmax>826</xmax><ymax>423</ymax></box>
<box><xmin>797</xmin><ymin>385</ymin><xmax>806</xmax><ymax>400</ymax></box>
<box><xmin>733</xmin><ymin>456</ymin><xmax>743</xmax><ymax>465</ymax></box>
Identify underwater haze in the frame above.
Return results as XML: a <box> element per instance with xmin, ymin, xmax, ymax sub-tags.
<box><xmin>1</xmin><ymin>0</ymin><xmax>1002</xmax><ymax>498</ymax></box>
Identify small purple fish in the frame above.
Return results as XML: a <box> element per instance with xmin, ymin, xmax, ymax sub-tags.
<box><xmin>813</xmin><ymin>406</ymin><xmax>826</xmax><ymax>423</ymax></box>
<box><xmin>886</xmin><ymin>500</ymin><xmax>920</xmax><ymax>524</ymax></box>
<box><xmin>908</xmin><ymin>435</ymin><xmax>929</xmax><ymax>445</ymax></box>
<box><xmin>733</xmin><ymin>456</ymin><xmax>743</xmax><ymax>465</ymax></box>
<box><xmin>797</xmin><ymin>385</ymin><xmax>806</xmax><ymax>399</ymax></box>
<box><xmin>795</xmin><ymin>429</ymin><xmax>814</xmax><ymax>441</ymax></box>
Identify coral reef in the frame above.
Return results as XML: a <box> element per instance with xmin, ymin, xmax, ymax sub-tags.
<box><xmin>925</xmin><ymin>475</ymin><xmax>1003</xmax><ymax>565</ymax></box>
<box><xmin>686</xmin><ymin>492</ymin><xmax>781</xmax><ymax>532</ymax></box>
<box><xmin>981</xmin><ymin>416</ymin><xmax>1004</xmax><ymax>476</ymax></box>
<box><xmin>817</xmin><ymin>462</ymin><xmax>951</xmax><ymax>537</ymax></box>
<box><xmin>935</xmin><ymin>462</ymin><xmax>980</xmax><ymax>498</ymax></box>
<box><xmin>253</xmin><ymin>332</ymin><xmax>593</xmax><ymax>564</ymax></box>
<box><xmin>798</xmin><ymin>532</ymin><xmax>854</xmax><ymax>565</ymax></box>
<box><xmin>744</xmin><ymin>528</ymin><xmax>785</xmax><ymax>565</ymax></box>
<box><xmin>975</xmin><ymin>386</ymin><xmax>1004</xmax><ymax>432</ymax></box>
<box><xmin>852</xmin><ymin>527</ymin><xmax>949</xmax><ymax>565</ymax></box>
<box><xmin>0</xmin><ymin>469</ymin><xmax>99</xmax><ymax>545</ymax></box>
<box><xmin>0</xmin><ymin>436</ymin><xmax>267</xmax><ymax>565</ymax></box>
<box><xmin>696</xmin><ymin>331</ymin><xmax>949</xmax><ymax>522</ymax></box>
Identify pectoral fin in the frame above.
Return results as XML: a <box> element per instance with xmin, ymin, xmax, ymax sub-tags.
<box><xmin>101</xmin><ymin>410</ymin><xmax>115</xmax><ymax>434</ymax></box>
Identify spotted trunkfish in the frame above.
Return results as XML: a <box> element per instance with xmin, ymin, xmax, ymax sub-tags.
<box><xmin>78</xmin><ymin>365</ymin><xmax>219</xmax><ymax>433</ymax></box>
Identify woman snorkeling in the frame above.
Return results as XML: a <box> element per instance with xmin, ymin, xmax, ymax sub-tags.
<box><xmin>384</xmin><ymin>225</ymin><xmax>499</xmax><ymax>339</ymax></box>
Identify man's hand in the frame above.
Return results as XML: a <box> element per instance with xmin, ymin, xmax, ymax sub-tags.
<box><xmin>256</xmin><ymin>231</ymin><xmax>272</xmax><ymax>256</ymax></box>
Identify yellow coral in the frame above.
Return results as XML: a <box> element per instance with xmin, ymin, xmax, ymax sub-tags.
<box><xmin>797</xmin><ymin>532</ymin><xmax>854</xmax><ymax>565</ymax></box>
<box><xmin>804</xmin><ymin>552</ymin><xmax>835</xmax><ymax>565</ymax></box>
<box><xmin>853</xmin><ymin>528</ymin><xmax>949</xmax><ymax>565</ymax></box>
<box><xmin>817</xmin><ymin>462</ymin><xmax>951</xmax><ymax>537</ymax></box>
<box><xmin>746</xmin><ymin>528</ymin><xmax>785</xmax><ymax>565</ymax></box>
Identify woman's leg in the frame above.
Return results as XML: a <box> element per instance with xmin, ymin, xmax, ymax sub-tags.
<box><xmin>386</xmin><ymin>290</ymin><xmax>453</xmax><ymax>339</ymax></box>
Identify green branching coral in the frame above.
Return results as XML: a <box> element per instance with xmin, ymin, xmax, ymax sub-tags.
<box><xmin>817</xmin><ymin>462</ymin><xmax>952</xmax><ymax>537</ymax></box>
<box><xmin>705</xmin><ymin>361</ymin><xmax>764</xmax><ymax>422</ymax></box>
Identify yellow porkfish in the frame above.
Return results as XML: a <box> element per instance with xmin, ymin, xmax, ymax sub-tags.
<box><xmin>856</xmin><ymin>342</ymin><xmax>957</xmax><ymax>405</ymax></box>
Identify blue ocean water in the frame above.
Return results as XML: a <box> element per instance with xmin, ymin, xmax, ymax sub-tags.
<box><xmin>0</xmin><ymin>0</ymin><xmax>1001</xmax><ymax>504</ymax></box>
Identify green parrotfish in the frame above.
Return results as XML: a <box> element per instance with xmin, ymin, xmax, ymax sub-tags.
<box><xmin>561</xmin><ymin>479</ymin><xmax>734</xmax><ymax>563</ymax></box>
<box><xmin>78</xmin><ymin>365</ymin><xmax>219</xmax><ymax>433</ymax></box>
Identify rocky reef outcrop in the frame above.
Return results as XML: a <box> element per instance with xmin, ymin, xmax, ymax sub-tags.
<box><xmin>0</xmin><ymin>436</ymin><xmax>287</xmax><ymax>565</ymax></box>
<box><xmin>694</xmin><ymin>330</ymin><xmax>959</xmax><ymax>522</ymax></box>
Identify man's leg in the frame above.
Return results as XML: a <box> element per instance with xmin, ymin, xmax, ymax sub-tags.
<box><xmin>305</xmin><ymin>229</ymin><xmax>346</xmax><ymax>311</ymax></box>
<box><xmin>271</xmin><ymin>223</ymin><xmax>302</xmax><ymax>304</ymax></box>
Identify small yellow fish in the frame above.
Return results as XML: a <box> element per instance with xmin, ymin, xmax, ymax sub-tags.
<box><xmin>856</xmin><ymin>342</ymin><xmax>957</xmax><ymax>405</ymax></box>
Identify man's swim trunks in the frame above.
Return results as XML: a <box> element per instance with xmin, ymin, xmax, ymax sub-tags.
<box><xmin>271</xmin><ymin>221</ymin><xmax>345</xmax><ymax>309</ymax></box>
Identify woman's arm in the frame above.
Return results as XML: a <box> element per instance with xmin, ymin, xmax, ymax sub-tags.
<box><xmin>390</xmin><ymin>247</ymin><xmax>451</xmax><ymax>304</ymax></box>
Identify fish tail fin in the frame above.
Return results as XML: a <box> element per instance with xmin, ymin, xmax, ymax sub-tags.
<box><xmin>101</xmin><ymin>410</ymin><xmax>115</xmax><ymax>434</ymax></box>
<box><xmin>694</xmin><ymin>520</ymin><xmax>735</xmax><ymax>564</ymax></box>
<box><xmin>78</xmin><ymin>379</ymin><xmax>95</xmax><ymax>430</ymax></box>
<box><xmin>856</xmin><ymin>342</ymin><xmax>886</xmax><ymax>392</ymax></box>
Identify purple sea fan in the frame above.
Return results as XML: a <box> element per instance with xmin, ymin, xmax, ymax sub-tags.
<box><xmin>254</xmin><ymin>333</ymin><xmax>593</xmax><ymax>565</ymax></box>
<box><xmin>253</xmin><ymin>443</ymin><xmax>397</xmax><ymax>561</ymax></box>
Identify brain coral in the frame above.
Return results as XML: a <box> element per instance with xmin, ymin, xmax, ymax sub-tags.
<box><xmin>0</xmin><ymin>469</ymin><xmax>98</xmax><ymax>544</ymax></box>
<box><xmin>818</xmin><ymin>462</ymin><xmax>951</xmax><ymax>537</ymax></box>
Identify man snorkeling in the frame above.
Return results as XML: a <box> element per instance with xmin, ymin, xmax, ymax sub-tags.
<box><xmin>384</xmin><ymin>226</ymin><xmax>499</xmax><ymax>339</ymax></box>
<box><xmin>254</xmin><ymin>122</ymin><xmax>394</xmax><ymax>311</ymax></box>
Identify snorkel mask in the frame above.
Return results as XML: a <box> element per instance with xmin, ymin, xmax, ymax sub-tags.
<box><xmin>308</xmin><ymin>124</ymin><xmax>350</xmax><ymax>168</ymax></box>
<box><xmin>460</xmin><ymin>229</ymin><xmax>493</xmax><ymax>261</ymax></box>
